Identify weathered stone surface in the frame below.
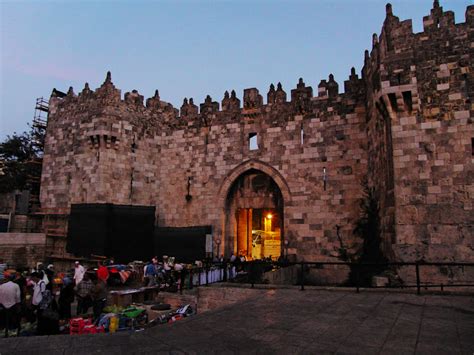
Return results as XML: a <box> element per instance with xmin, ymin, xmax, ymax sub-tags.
<box><xmin>1</xmin><ymin>288</ymin><xmax>474</xmax><ymax>354</ymax></box>
<box><xmin>38</xmin><ymin>2</ymin><xmax>473</xmax><ymax>274</ymax></box>
<box><xmin>0</xmin><ymin>233</ymin><xmax>46</xmax><ymax>267</ymax></box>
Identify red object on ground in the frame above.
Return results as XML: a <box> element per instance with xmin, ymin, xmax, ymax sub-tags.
<box><xmin>69</xmin><ymin>318</ymin><xmax>85</xmax><ymax>335</ymax></box>
<box><xmin>69</xmin><ymin>317</ymin><xmax>93</xmax><ymax>335</ymax></box>
<box><xmin>83</xmin><ymin>325</ymin><xmax>98</xmax><ymax>334</ymax></box>
<box><xmin>96</xmin><ymin>326</ymin><xmax>105</xmax><ymax>333</ymax></box>
<box><xmin>168</xmin><ymin>314</ymin><xmax>183</xmax><ymax>323</ymax></box>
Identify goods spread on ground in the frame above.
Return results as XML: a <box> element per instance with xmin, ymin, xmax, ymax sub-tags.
<box><xmin>66</xmin><ymin>303</ymin><xmax>195</xmax><ymax>335</ymax></box>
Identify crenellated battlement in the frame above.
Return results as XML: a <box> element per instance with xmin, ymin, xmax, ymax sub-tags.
<box><xmin>51</xmin><ymin>68</ymin><xmax>366</xmax><ymax>138</ymax></box>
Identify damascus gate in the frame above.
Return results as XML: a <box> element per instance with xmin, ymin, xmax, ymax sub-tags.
<box><xmin>29</xmin><ymin>2</ymin><xmax>473</xmax><ymax>281</ymax></box>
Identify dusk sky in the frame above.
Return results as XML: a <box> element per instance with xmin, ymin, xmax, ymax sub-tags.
<box><xmin>1</xmin><ymin>0</ymin><xmax>471</xmax><ymax>140</ymax></box>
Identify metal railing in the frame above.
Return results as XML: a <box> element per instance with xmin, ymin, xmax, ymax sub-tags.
<box><xmin>177</xmin><ymin>263</ymin><xmax>237</xmax><ymax>294</ymax></box>
<box><xmin>175</xmin><ymin>260</ymin><xmax>474</xmax><ymax>295</ymax></box>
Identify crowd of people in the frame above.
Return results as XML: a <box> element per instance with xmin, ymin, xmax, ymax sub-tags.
<box><xmin>0</xmin><ymin>260</ymin><xmax>110</xmax><ymax>337</ymax></box>
<box><xmin>0</xmin><ymin>253</ymin><xmax>271</xmax><ymax>337</ymax></box>
<box><xmin>143</xmin><ymin>255</ymin><xmax>184</xmax><ymax>289</ymax></box>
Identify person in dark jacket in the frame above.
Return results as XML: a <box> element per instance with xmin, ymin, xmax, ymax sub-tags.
<box><xmin>91</xmin><ymin>278</ymin><xmax>107</xmax><ymax>321</ymax></box>
<box><xmin>58</xmin><ymin>277</ymin><xmax>74</xmax><ymax>320</ymax></box>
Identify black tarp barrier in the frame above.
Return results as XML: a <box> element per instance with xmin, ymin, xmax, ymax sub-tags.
<box><xmin>0</xmin><ymin>218</ymin><xmax>9</xmax><ymax>232</ymax></box>
<box><xmin>154</xmin><ymin>226</ymin><xmax>211</xmax><ymax>263</ymax></box>
<box><xmin>67</xmin><ymin>203</ymin><xmax>155</xmax><ymax>262</ymax></box>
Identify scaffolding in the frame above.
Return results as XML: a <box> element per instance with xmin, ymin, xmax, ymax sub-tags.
<box><xmin>26</xmin><ymin>97</ymin><xmax>49</xmax><ymax>213</ymax></box>
<box><xmin>30</xmin><ymin>94</ymin><xmax>79</xmax><ymax>262</ymax></box>
<box><xmin>34</xmin><ymin>207</ymin><xmax>71</xmax><ymax>260</ymax></box>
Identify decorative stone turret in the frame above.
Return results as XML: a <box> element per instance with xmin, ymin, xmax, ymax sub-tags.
<box><xmin>66</xmin><ymin>86</ymin><xmax>75</xmax><ymax>98</ymax></box>
<box><xmin>291</xmin><ymin>78</ymin><xmax>313</xmax><ymax>113</ymax></box>
<box><xmin>344</xmin><ymin>67</ymin><xmax>361</xmax><ymax>95</ymax></box>
<box><xmin>200</xmin><ymin>95</ymin><xmax>219</xmax><ymax>114</ymax></box>
<box><xmin>180</xmin><ymin>97</ymin><xmax>199</xmax><ymax>117</ymax></box>
<box><xmin>423</xmin><ymin>0</ymin><xmax>455</xmax><ymax>31</ymax></box>
<box><xmin>221</xmin><ymin>90</ymin><xmax>240</xmax><ymax>111</ymax></box>
<box><xmin>200</xmin><ymin>95</ymin><xmax>219</xmax><ymax>126</ymax></box>
<box><xmin>95</xmin><ymin>71</ymin><xmax>121</xmax><ymax>102</ymax></box>
<box><xmin>327</xmin><ymin>74</ymin><xmax>339</xmax><ymax>98</ymax></box>
<box><xmin>318</xmin><ymin>80</ymin><xmax>328</xmax><ymax>98</ymax></box>
<box><xmin>275</xmin><ymin>82</ymin><xmax>287</xmax><ymax>104</ymax></box>
<box><xmin>267</xmin><ymin>84</ymin><xmax>276</xmax><ymax>104</ymax></box>
<box><xmin>79</xmin><ymin>82</ymin><xmax>93</xmax><ymax>99</ymax></box>
<box><xmin>125</xmin><ymin>89</ymin><xmax>144</xmax><ymax>106</ymax></box>
<box><xmin>243</xmin><ymin>88</ymin><xmax>263</xmax><ymax>110</ymax></box>
<box><xmin>146</xmin><ymin>90</ymin><xmax>161</xmax><ymax>109</ymax></box>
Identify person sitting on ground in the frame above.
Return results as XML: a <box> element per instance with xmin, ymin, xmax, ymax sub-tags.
<box><xmin>74</xmin><ymin>273</ymin><xmax>93</xmax><ymax>316</ymax></box>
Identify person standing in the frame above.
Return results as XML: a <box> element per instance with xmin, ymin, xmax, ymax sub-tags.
<box><xmin>97</xmin><ymin>262</ymin><xmax>109</xmax><ymax>284</ymax></box>
<box><xmin>91</xmin><ymin>278</ymin><xmax>107</xmax><ymax>321</ymax></box>
<box><xmin>44</xmin><ymin>264</ymin><xmax>55</xmax><ymax>291</ymax></box>
<box><xmin>74</xmin><ymin>261</ymin><xmax>85</xmax><ymax>285</ymax></box>
<box><xmin>58</xmin><ymin>277</ymin><xmax>74</xmax><ymax>320</ymax></box>
<box><xmin>74</xmin><ymin>273</ymin><xmax>93</xmax><ymax>316</ymax></box>
<box><xmin>31</xmin><ymin>271</ymin><xmax>52</xmax><ymax>335</ymax></box>
<box><xmin>0</xmin><ymin>273</ymin><xmax>21</xmax><ymax>337</ymax></box>
<box><xmin>144</xmin><ymin>259</ymin><xmax>158</xmax><ymax>287</ymax></box>
<box><xmin>13</xmin><ymin>271</ymin><xmax>27</xmax><ymax>304</ymax></box>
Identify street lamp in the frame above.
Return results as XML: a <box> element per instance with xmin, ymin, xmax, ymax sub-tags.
<box><xmin>284</xmin><ymin>239</ymin><xmax>289</xmax><ymax>261</ymax></box>
<box><xmin>215</xmin><ymin>238</ymin><xmax>221</xmax><ymax>259</ymax></box>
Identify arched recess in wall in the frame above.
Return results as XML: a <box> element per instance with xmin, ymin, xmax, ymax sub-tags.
<box><xmin>216</xmin><ymin>159</ymin><xmax>292</xmax><ymax>258</ymax></box>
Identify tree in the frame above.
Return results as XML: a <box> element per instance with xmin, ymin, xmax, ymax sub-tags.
<box><xmin>348</xmin><ymin>177</ymin><xmax>388</xmax><ymax>286</ymax></box>
<box><xmin>0</xmin><ymin>129</ymin><xmax>43</xmax><ymax>195</ymax></box>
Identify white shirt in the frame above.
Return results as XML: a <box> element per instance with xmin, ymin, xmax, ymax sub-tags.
<box><xmin>74</xmin><ymin>265</ymin><xmax>85</xmax><ymax>284</ymax></box>
<box><xmin>32</xmin><ymin>280</ymin><xmax>45</xmax><ymax>306</ymax></box>
<box><xmin>0</xmin><ymin>281</ymin><xmax>21</xmax><ymax>309</ymax></box>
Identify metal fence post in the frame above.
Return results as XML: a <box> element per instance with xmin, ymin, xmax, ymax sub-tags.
<box><xmin>355</xmin><ymin>264</ymin><xmax>360</xmax><ymax>293</ymax></box>
<box><xmin>189</xmin><ymin>269</ymin><xmax>193</xmax><ymax>289</ymax></box>
<box><xmin>300</xmin><ymin>262</ymin><xmax>305</xmax><ymax>291</ymax></box>
<box><xmin>206</xmin><ymin>266</ymin><xmax>209</xmax><ymax>286</ymax></box>
<box><xmin>416</xmin><ymin>262</ymin><xmax>421</xmax><ymax>295</ymax></box>
<box><xmin>180</xmin><ymin>271</ymin><xmax>184</xmax><ymax>294</ymax></box>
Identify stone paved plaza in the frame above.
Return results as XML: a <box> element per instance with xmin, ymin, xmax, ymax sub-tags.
<box><xmin>1</xmin><ymin>287</ymin><xmax>473</xmax><ymax>354</ymax></box>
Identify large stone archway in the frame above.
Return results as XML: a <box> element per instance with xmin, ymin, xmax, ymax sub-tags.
<box><xmin>216</xmin><ymin>160</ymin><xmax>291</xmax><ymax>258</ymax></box>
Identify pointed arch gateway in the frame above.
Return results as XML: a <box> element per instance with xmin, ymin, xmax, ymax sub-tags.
<box><xmin>217</xmin><ymin>160</ymin><xmax>291</xmax><ymax>259</ymax></box>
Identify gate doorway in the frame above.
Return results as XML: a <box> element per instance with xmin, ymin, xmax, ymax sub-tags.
<box><xmin>236</xmin><ymin>208</ymin><xmax>281</xmax><ymax>260</ymax></box>
<box><xmin>225</xmin><ymin>169</ymin><xmax>284</xmax><ymax>260</ymax></box>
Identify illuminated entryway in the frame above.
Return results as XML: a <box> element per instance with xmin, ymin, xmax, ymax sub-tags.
<box><xmin>225</xmin><ymin>169</ymin><xmax>283</xmax><ymax>260</ymax></box>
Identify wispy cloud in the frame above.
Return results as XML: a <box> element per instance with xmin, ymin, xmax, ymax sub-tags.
<box><xmin>2</xmin><ymin>41</ymin><xmax>99</xmax><ymax>82</ymax></box>
<box><xmin>7</xmin><ymin>59</ymin><xmax>99</xmax><ymax>82</ymax></box>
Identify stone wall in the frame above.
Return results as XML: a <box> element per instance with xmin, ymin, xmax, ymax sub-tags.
<box><xmin>41</xmin><ymin>73</ymin><xmax>368</xmax><ymax>262</ymax></box>
<box><xmin>364</xmin><ymin>3</ymin><xmax>474</xmax><ymax>267</ymax></box>
<box><xmin>0</xmin><ymin>233</ymin><xmax>46</xmax><ymax>268</ymax></box>
<box><xmin>39</xmin><ymin>2</ymin><xmax>473</xmax><ymax>278</ymax></box>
